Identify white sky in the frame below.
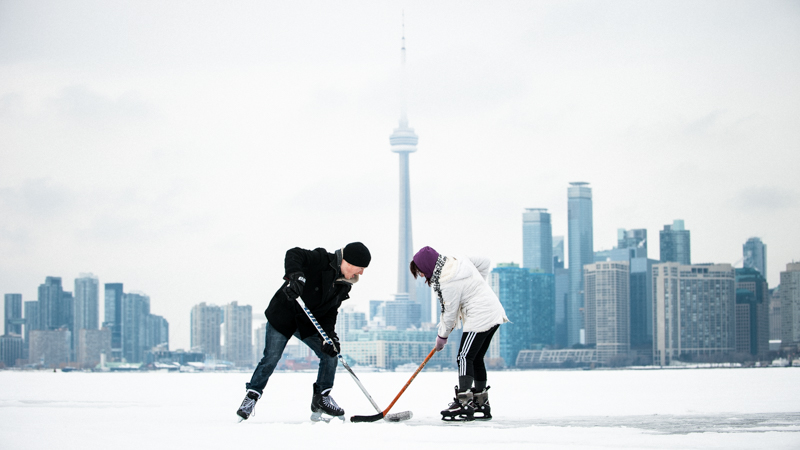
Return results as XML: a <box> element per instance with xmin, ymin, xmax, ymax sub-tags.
<box><xmin>1</xmin><ymin>1</ymin><xmax>798</xmax><ymax>350</ymax></box>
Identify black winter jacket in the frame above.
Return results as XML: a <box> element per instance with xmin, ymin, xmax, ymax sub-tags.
<box><xmin>265</xmin><ymin>247</ymin><xmax>354</xmax><ymax>341</ymax></box>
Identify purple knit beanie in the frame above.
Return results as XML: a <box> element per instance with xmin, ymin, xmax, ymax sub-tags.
<box><xmin>412</xmin><ymin>246</ymin><xmax>440</xmax><ymax>280</ymax></box>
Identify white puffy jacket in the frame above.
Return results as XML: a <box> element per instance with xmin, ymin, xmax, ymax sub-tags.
<box><xmin>436</xmin><ymin>255</ymin><xmax>508</xmax><ymax>339</ymax></box>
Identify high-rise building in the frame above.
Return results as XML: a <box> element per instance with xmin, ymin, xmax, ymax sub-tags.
<box><xmin>769</xmin><ymin>287</ymin><xmax>781</xmax><ymax>341</ymax></box>
<box><xmin>659</xmin><ymin>220</ymin><xmax>691</xmax><ymax>265</ymax></box>
<box><xmin>77</xmin><ymin>328</ymin><xmax>111</xmax><ymax>367</ymax></box>
<box><xmin>191</xmin><ymin>302</ymin><xmax>222</xmax><ymax>360</ymax></box>
<box><xmin>584</xmin><ymin>262</ymin><xmax>630</xmax><ymax>364</ymax></box>
<box><xmin>222</xmin><ymin>302</ymin><xmax>252</xmax><ymax>367</ymax></box>
<box><xmin>103</xmin><ymin>283</ymin><xmax>124</xmax><ymax>361</ymax></box>
<box><xmin>73</xmin><ymin>274</ymin><xmax>99</xmax><ymax>360</ymax></box>
<box><xmin>385</xmin><ymin>300</ymin><xmax>421</xmax><ymax>331</ymax></box>
<box><xmin>567</xmin><ymin>182</ymin><xmax>593</xmax><ymax>346</ymax></box>
<box><xmin>553</xmin><ymin>236</ymin><xmax>565</xmax><ymax>270</ymax></box>
<box><xmin>734</xmin><ymin>268</ymin><xmax>769</xmax><ymax>357</ymax></box>
<box><xmin>23</xmin><ymin>300</ymin><xmax>39</xmax><ymax>359</ymax></box>
<box><xmin>29</xmin><ymin>329</ymin><xmax>71</xmax><ymax>368</ymax></box>
<box><xmin>629</xmin><ymin>257</ymin><xmax>657</xmax><ymax>353</ymax></box>
<box><xmin>4</xmin><ymin>294</ymin><xmax>23</xmax><ymax>335</ymax></box>
<box><xmin>779</xmin><ymin>263</ymin><xmax>800</xmax><ymax>348</ymax></box>
<box><xmin>253</xmin><ymin>322</ymin><xmax>267</xmax><ymax>363</ymax></box>
<box><xmin>0</xmin><ymin>334</ymin><xmax>24</xmax><ymax>367</ymax></box>
<box><xmin>37</xmin><ymin>276</ymin><xmax>64</xmax><ymax>330</ymax></box>
<box><xmin>618</xmin><ymin>228</ymin><xmax>648</xmax><ymax>256</ymax></box>
<box><xmin>146</xmin><ymin>314</ymin><xmax>169</xmax><ymax>352</ymax></box>
<box><xmin>554</xmin><ymin>267</ymin><xmax>569</xmax><ymax>348</ymax></box>
<box><xmin>121</xmin><ymin>292</ymin><xmax>150</xmax><ymax>363</ymax></box>
<box><xmin>491</xmin><ymin>264</ymin><xmax>554</xmax><ymax>366</ymax></box>
<box><xmin>390</xmin><ymin>26</ymin><xmax>419</xmax><ymax>306</ymax></box>
<box><xmin>743</xmin><ymin>237</ymin><xmax>767</xmax><ymax>277</ymax></box>
<box><xmin>653</xmin><ymin>263</ymin><xmax>736</xmax><ymax>366</ymax></box>
<box><xmin>522</xmin><ymin>208</ymin><xmax>553</xmax><ymax>273</ymax></box>
<box><xmin>337</xmin><ymin>306</ymin><xmax>368</xmax><ymax>342</ymax></box>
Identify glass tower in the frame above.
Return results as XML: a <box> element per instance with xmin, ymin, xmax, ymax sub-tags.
<box><xmin>743</xmin><ymin>237</ymin><xmax>767</xmax><ymax>277</ymax></box>
<box><xmin>522</xmin><ymin>208</ymin><xmax>553</xmax><ymax>273</ymax></box>
<box><xmin>567</xmin><ymin>182</ymin><xmax>593</xmax><ymax>346</ymax></box>
<box><xmin>659</xmin><ymin>220</ymin><xmax>690</xmax><ymax>265</ymax></box>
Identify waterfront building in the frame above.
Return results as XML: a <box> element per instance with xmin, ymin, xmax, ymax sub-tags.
<box><xmin>584</xmin><ymin>262</ymin><xmax>630</xmax><ymax>364</ymax></box>
<box><xmin>77</xmin><ymin>328</ymin><xmax>112</xmax><ymax>367</ymax></box>
<box><xmin>103</xmin><ymin>283</ymin><xmax>124</xmax><ymax>360</ymax></box>
<box><xmin>337</xmin><ymin>306</ymin><xmax>367</xmax><ymax>342</ymax></box>
<box><xmin>386</xmin><ymin>300</ymin><xmax>421</xmax><ymax>330</ymax></box>
<box><xmin>0</xmin><ymin>334</ymin><xmax>24</xmax><ymax>367</ymax></box>
<box><xmin>522</xmin><ymin>208</ymin><xmax>553</xmax><ymax>273</ymax></box>
<box><xmin>553</xmin><ymin>236</ymin><xmax>565</xmax><ymax>270</ymax></box>
<box><xmin>190</xmin><ymin>302</ymin><xmax>222</xmax><ymax>360</ymax></box>
<box><xmin>769</xmin><ymin>287</ymin><xmax>781</xmax><ymax>341</ymax></box>
<box><xmin>121</xmin><ymin>292</ymin><xmax>150</xmax><ymax>363</ymax></box>
<box><xmin>29</xmin><ymin>329</ymin><xmax>71</xmax><ymax>368</ymax></box>
<box><xmin>653</xmin><ymin>263</ymin><xmax>736</xmax><ymax>366</ymax></box>
<box><xmin>734</xmin><ymin>268</ymin><xmax>769</xmax><ymax>357</ymax></box>
<box><xmin>659</xmin><ymin>220</ymin><xmax>691</xmax><ymax>265</ymax></box>
<box><xmin>343</xmin><ymin>329</ymin><xmax>457</xmax><ymax>369</ymax></box>
<box><xmin>567</xmin><ymin>182</ymin><xmax>594</xmax><ymax>346</ymax></box>
<box><xmin>73</xmin><ymin>273</ymin><xmax>99</xmax><ymax>359</ymax></box>
<box><xmin>780</xmin><ymin>263</ymin><xmax>800</xmax><ymax>348</ymax></box>
<box><xmin>554</xmin><ymin>267</ymin><xmax>569</xmax><ymax>348</ymax></box>
<box><xmin>222</xmin><ymin>302</ymin><xmax>252</xmax><ymax>367</ymax></box>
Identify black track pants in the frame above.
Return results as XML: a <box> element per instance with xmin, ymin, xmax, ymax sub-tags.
<box><xmin>456</xmin><ymin>324</ymin><xmax>499</xmax><ymax>382</ymax></box>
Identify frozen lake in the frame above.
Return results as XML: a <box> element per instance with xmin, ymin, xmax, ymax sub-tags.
<box><xmin>2</xmin><ymin>368</ymin><xmax>798</xmax><ymax>449</ymax></box>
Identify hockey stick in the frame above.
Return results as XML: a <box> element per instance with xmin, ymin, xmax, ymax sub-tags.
<box><xmin>351</xmin><ymin>347</ymin><xmax>436</xmax><ymax>423</ymax></box>
<box><xmin>295</xmin><ymin>297</ymin><xmax>412</xmax><ymax>422</ymax></box>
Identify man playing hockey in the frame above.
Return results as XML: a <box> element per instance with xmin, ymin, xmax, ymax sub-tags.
<box><xmin>236</xmin><ymin>242</ymin><xmax>371</xmax><ymax>422</ymax></box>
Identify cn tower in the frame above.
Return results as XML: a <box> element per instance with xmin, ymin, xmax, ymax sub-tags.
<box><xmin>390</xmin><ymin>21</ymin><xmax>418</xmax><ymax>303</ymax></box>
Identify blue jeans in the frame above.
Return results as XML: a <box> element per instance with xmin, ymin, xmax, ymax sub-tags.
<box><xmin>246</xmin><ymin>322</ymin><xmax>338</xmax><ymax>395</ymax></box>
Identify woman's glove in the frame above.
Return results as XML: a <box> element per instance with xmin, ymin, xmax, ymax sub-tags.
<box><xmin>434</xmin><ymin>335</ymin><xmax>447</xmax><ymax>352</ymax></box>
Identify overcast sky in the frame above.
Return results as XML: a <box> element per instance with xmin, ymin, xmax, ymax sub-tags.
<box><xmin>1</xmin><ymin>1</ymin><xmax>798</xmax><ymax>350</ymax></box>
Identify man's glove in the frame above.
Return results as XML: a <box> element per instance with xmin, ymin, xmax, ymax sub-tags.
<box><xmin>283</xmin><ymin>272</ymin><xmax>306</xmax><ymax>301</ymax></box>
<box><xmin>322</xmin><ymin>336</ymin><xmax>340</xmax><ymax>357</ymax></box>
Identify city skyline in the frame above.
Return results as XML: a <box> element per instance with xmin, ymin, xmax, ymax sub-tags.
<box><xmin>1</xmin><ymin>2</ymin><xmax>798</xmax><ymax>350</ymax></box>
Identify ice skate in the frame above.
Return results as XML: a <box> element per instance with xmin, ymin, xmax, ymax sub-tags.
<box><xmin>236</xmin><ymin>389</ymin><xmax>261</xmax><ymax>421</ymax></box>
<box><xmin>470</xmin><ymin>386</ymin><xmax>492</xmax><ymax>420</ymax></box>
<box><xmin>310</xmin><ymin>383</ymin><xmax>345</xmax><ymax>423</ymax></box>
<box><xmin>440</xmin><ymin>386</ymin><xmax>474</xmax><ymax>422</ymax></box>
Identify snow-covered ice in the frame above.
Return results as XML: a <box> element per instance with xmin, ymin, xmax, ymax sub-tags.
<box><xmin>1</xmin><ymin>368</ymin><xmax>798</xmax><ymax>449</ymax></box>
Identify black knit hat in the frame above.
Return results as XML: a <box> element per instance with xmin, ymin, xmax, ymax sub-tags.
<box><xmin>343</xmin><ymin>242</ymin><xmax>371</xmax><ymax>268</ymax></box>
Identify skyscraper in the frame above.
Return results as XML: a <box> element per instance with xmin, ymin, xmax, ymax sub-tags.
<box><xmin>121</xmin><ymin>292</ymin><xmax>150</xmax><ymax>363</ymax></box>
<box><xmin>222</xmin><ymin>302</ymin><xmax>252</xmax><ymax>367</ymax></box>
<box><xmin>735</xmin><ymin>268</ymin><xmax>769</xmax><ymax>357</ymax></box>
<box><xmin>103</xmin><ymin>283</ymin><xmax>124</xmax><ymax>361</ymax></box>
<box><xmin>629</xmin><ymin>257</ymin><xmax>657</xmax><ymax>355</ymax></box>
<box><xmin>73</xmin><ymin>274</ymin><xmax>99</xmax><ymax>359</ymax></box>
<box><xmin>653</xmin><ymin>263</ymin><xmax>736</xmax><ymax>365</ymax></box>
<box><xmin>780</xmin><ymin>263</ymin><xmax>800</xmax><ymax>347</ymax></box>
<box><xmin>553</xmin><ymin>236</ymin><xmax>565</xmax><ymax>270</ymax></box>
<box><xmin>743</xmin><ymin>237</ymin><xmax>767</xmax><ymax>277</ymax></box>
<box><xmin>659</xmin><ymin>220</ymin><xmax>690</xmax><ymax>265</ymax></box>
<box><xmin>37</xmin><ymin>276</ymin><xmax>63</xmax><ymax>330</ymax></box>
<box><xmin>584</xmin><ymin>262</ymin><xmax>630</xmax><ymax>364</ymax></box>
<box><xmin>522</xmin><ymin>208</ymin><xmax>553</xmax><ymax>273</ymax></box>
<box><xmin>191</xmin><ymin>302</ymin><xmax>222</xmax><ymax>360</ymax></box>
<box><xmin>618</xmin><ymin>228</ymin><xmax>648</xmax><ymax>257</ymax></box>
<box><xmin>567</xmin><ymin>182</ymin><xmax>593</xmax><ymax>346</ymax></box>
<box><xmin>390</xmin><ymin>23</ymin><xmax>419</xmax><ymax>306</ymax></box>
<box><xmin>4</xmin><ymin>294</ymin><xmax>22</xmax><ymax>335</ymax></box>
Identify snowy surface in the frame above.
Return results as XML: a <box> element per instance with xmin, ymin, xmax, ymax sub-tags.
<box><xmin>2</xmin><ymin>368</ymin><xmax>799</xmax><ymax>449</ymax></box>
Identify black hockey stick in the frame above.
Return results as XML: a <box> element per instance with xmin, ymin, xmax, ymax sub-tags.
<box><xmin>351</xmin><ymin>348</ymin><xmax>435</xmax><ymax>423</ymax></box>
<box><xmin>295</xmin><ymin>297</ymin><xmax>412</xmax><ymax>422</ymax></box>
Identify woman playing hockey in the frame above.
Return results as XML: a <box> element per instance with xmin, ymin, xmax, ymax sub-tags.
<box><xmin>410</xmin><ymin>246</ymin><xmax>508</xmax><ymax>422</ymax></box>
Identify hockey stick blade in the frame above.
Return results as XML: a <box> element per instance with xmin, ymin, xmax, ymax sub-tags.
<box><xmin>350</xmin><ymin>412</ymin><xmax>384</xmax><ymax>423</ymax></box>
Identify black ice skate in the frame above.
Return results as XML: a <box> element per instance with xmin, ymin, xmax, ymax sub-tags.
<box><xmin>470</xmin><ymin>386</ymin><xmax>492</xmax><ymax>420</ymax></box>
<box><xmin>440</xmin><ymin>386</ymin><xmax>474</xmax><ymax>422</ymax></box>
<box><xmin>310</xmin><ymin>383</ymin><xmax>345</xmax><ymax>423</ymax></box>
<box><xmin>236</xmin><ymin>389</ymin><xmax>261</xmax><ymax>421</ymax></box>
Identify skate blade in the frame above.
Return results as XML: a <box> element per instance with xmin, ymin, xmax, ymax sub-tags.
<box><xmin>384</xmin><ymin>411</ymin><xmax>413</xmax><ymax>422</ymax></box>
<box><xmin>310</xmin><ymin>411</ymin><xmax>344</xmax><ymax>423</ymax></box>
<box><xmin>441</xmin><ymin>414</ymin><xmax>475</xmax><ymax>422</ymax></box>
